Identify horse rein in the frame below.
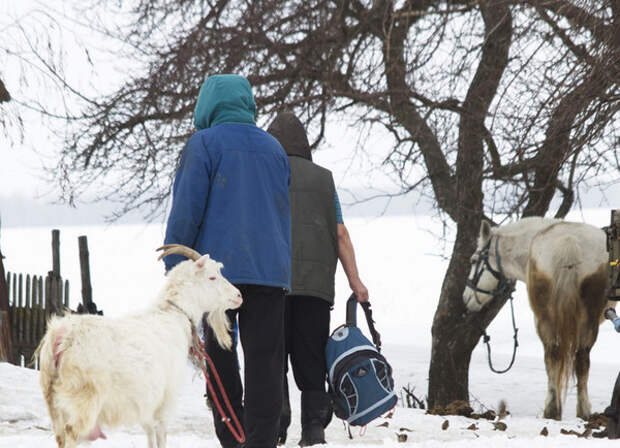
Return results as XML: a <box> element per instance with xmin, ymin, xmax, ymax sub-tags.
<box><xmin>466</xmin><ymin>237</ymin><xmax>519</xmax><ymax>374</ymax></box>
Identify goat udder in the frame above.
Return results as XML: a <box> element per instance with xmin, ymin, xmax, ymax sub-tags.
<box><xmin>85</xmin><ymin>424</ymin><xmax>107</xmax><ymax>441</ymax></box>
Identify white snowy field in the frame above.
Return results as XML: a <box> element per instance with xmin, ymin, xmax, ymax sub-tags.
<box><xmin>2</xmin><ymin>209</ymin><xmax>620</xmax><ymax>447</ymax></box>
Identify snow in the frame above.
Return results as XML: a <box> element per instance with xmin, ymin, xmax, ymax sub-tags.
<box><xmin>2</xmin><ymin>209</ymin><xmax>620</xmax><ymax>446</ymax></box>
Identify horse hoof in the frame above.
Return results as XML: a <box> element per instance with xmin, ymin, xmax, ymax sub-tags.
<box><xmin>543</xmin><ymin>410</ymin><xmax>561</xmax><ymax>420</ymax></box>
<box><xmin>577</xmin><ymin>410</ymin><xmax>591</xmax><ymax>421</ymax></box>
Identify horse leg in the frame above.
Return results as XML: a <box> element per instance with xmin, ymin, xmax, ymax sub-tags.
<box><xmin>575</xmin><ymin>264</ymin><xmax>608</xmax><ymax>420</ymax></box>
<box><xmin>575</xmin><ymin>347</ymin><xmax>592</xmax><ymax>420</ymax></box>
<box><xmin>543</xmin><ymin>343</ymin><xmax>562</xmax><ymax>420</ymax></box>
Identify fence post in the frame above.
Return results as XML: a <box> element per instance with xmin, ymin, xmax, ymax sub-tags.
<box><xmin>79</xmin><ymin>236</ymin><xmax>93</xmax><ymax>312</ymax></box>
<box><xmin>0</xmin><ymin>247</ymin><xmax>12</xmax><ymax>362</ymax></box>
<box><xmin>25</xmin><ymin>274</ymin><xmax>31</xmax><ymax>348</ymax></box>
<box><xmin>0</xmin><ymin>310</ymin><xmax>10</xmax><ymax>362</ymax></box>
<box><xmin>47</xmin><ymin>229</ymin><xmax>63</xmax><ymax>315</ymax></box>
<box><xmin>52</xmin><ymin>229</ymin><xmax>60</xmax><ymax>278</ymax></box>
<box><xmin>18</xmin><ymin>273</ymin><xmax>23</xmax><ymax>350</ymax></box>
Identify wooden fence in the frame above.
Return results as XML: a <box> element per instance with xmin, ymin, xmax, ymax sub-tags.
<box><xmin>5</xmin><ymin>272</ymin><xmax>69</xmax><ymax>366</ymax></box>
<box><xmin>0</xmin><ymin>229</ymin><xmax>100</xmax><ymax>368</ymax></box>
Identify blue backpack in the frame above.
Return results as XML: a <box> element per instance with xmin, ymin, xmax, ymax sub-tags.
<box><xmin>326</xmin><ymin>295</ymin><xmax>397</xmax><ymax>426</ymax></box>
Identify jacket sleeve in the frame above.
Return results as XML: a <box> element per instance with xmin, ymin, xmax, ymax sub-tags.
<box><xmin>163</xmin><ymin>133</ymin><xmax>212</xmax><ymax>271</ymax></box>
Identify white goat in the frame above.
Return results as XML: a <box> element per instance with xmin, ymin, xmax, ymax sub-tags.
<box><xmin>36</xmin><ymin>245</ymin><xmax>242</xmax><ymax>448</ymax></box>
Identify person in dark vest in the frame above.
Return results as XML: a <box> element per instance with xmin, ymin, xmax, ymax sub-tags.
<box><xmin>163</xmin><ymin>75</ymin><xmax>291</xmax><ymax>448</ymax></box>
<box><xmin>267</xmin><ymin>111</ymin><xmax>369</xmax><ymax>447</ymax></box>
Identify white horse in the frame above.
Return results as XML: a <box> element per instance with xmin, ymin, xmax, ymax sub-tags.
<box><xmin>464</xmin><ymin>217</ymin><xmax>612</xmax><ymax>420</ymax></box>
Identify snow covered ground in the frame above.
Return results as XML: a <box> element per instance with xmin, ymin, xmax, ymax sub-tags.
<box><xmin>2</xmin><ymin>209</ymin><xmax>620</xmax><ymax>447</ymax></box>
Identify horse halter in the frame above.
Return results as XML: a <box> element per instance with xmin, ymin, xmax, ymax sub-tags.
<box><xmin>466</xmin><ymin>235</ymin><xmax>519</xmax><ymax>375</ymax></box>
<box><xmin>466</xmin><ymin>236</ymin><xmax>514</xmax><ymax>305</ymax></box>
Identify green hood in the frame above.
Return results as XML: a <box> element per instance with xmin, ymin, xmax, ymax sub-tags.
<box><xmin>193</xmin><ymin>74</ymin><xmax>256</xmax><ymax>130</ymax></box>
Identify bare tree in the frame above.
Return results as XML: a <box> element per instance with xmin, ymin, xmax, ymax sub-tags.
<box><xmin>0</xmin><ymin>3</ymin><xmax>91</xmax><ymax>145</ymax></box>
<box><xmin>51</xmin><ymin>0</ymin><xmax>619</xmax><ymax>407</ymax></box>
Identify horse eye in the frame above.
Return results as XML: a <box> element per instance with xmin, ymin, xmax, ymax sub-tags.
<box><xmin>209</xmin><ymin>276</ymin><xmax>216</xmax><ymax>281</ymax></box>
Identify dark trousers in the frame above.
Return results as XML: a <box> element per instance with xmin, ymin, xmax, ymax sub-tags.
<box><xmin>285</xmin><ymin>295</ymin><xmax>331</xmax><ymax>392</ymax></box>
<box><xmin>279</xmin><ymin>295</ymin><xmax>331</xmax><ymax>441</ymax></box>
<box><xmin>205</xmin><ymin>285</ymin><xmax>285</xmax><ymax>448</ymax></box>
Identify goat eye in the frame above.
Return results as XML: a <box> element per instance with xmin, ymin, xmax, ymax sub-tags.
<box><xmin>209</xmin><ymin>277</ymin><xmax>216</xmax><ymax>281</ymax></box>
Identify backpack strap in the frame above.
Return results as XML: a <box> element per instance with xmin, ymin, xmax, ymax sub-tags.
<box><xmin>345</xmin><ymin>294</ymin><xmax>358</xmax><ymax>327</ymax></box>
<box><xmin>345</xmin><ymin>294</ymin><xmax>383</xmax><ymax>352</ymax></box>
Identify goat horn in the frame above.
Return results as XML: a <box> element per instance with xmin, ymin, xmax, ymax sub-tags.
<box><xmin>156</xmin><ymin>244</ymin><xmax>202</xmax><ymax>261</ymax></box>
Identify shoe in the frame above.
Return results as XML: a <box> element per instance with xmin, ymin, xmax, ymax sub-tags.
<box><xmin>298</xmin><ymin>424</ymin><xmax>325</xmax><ymax>447</ymax></box>
<box><xmin>298</xmin><ymin>391</ymin><xmax>330</xmax><ymax>446</ymax></box>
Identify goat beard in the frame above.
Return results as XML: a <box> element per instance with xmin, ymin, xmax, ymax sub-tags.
<box><xmin>206</xmin><ymin>308</ymin><xmax>233</xmax><ymax>349</ymax></box>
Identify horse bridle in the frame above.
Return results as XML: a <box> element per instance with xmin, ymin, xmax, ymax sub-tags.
<box><xmin>466</xmin><ymin>236</ymin><xmax>514</xmax><ymax>305</ymax></box>
<box><xmin>466</xmin><ymin>235</ymin><xmax>519</xmax><ymax>374</ymax></box>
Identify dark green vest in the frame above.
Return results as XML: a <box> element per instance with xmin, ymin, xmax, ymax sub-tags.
<box><xmin>288</xmin><ymin>156</ymin><xmax>338</xmax><ymax>304</ymax></box>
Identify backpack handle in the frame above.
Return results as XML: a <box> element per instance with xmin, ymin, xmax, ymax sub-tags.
<box><xmin>345</xmin><ymin>294</ymin><xmax>383</xmax><ymax>351</ymax></box>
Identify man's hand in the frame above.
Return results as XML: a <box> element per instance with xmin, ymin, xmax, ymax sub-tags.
<box><xmin>351</xmin><ymin>279</ymin><xmax>369</xmax><ymax>303</ymax></box>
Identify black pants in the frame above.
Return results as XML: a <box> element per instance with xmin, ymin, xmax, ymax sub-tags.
<box><xmin>279</xmin><ymin>295</ymin><xmax>331</xmax><ymax>440</ymax></box>
<box><xmin>205</xmin><ymin>284</ymin><xmax>285</xmax><ymax>448</ymax></box>
<box><xmin>285</xmin><ymin>295</ymin><xmax>331</xmax><ymax>392</ymax></box>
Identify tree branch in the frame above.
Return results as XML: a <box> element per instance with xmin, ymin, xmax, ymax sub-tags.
<box><xmin>522</xmin><ymin>67</ymin><xmax>611</xmax><ymax>217</ymax></box>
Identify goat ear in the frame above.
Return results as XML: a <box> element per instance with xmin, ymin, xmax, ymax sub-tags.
<box><xmin>195</xmin><ymin>254</ymin><xmax>211</xmax><ymax>270</ymax></box>
<box><xmin>480</xmin><ymin>220</ymin><xmax>492</xmax><ymax>242</ymax></box>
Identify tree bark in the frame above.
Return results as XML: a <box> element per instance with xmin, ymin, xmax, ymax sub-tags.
<box><xmin>428</xmin><ymin>238</ymin><xmax>513</xmax><ymax>408</ymax></box>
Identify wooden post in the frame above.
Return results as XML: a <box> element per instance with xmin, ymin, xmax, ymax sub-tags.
<box><xmin>25</xmin><ymin>274</ymin><xmax>31</xmax><ymax>347</ymax></box>
<box><xmin>0</xmin><ymin>311</ymin><xmax>10</xmax><ymax>362</ymax></box>
<box><xmin>52</xmin><ymin>229</ymin><xmax>60</xmax><ymax>278</ymax></box>
<box><xmin>45</xmin><ymin>273</ymin><xmax>59</xmax><ymax>315</ymax></box>
<box><xmin>31</xmin><ymin>275</ymin><xmax>39</xmax><ymax>351</ymax></box>
<box><xmin>10</xmin><ymin>273</ymin><xmax>17</xmax><ymax>364</ymax></box>
<box><xmin>79</xmin><ymin>236</ymin><xmax>93</xmax><ymax>311</ymax></box>
<box><xmin>0</xmin><ymin>246</ymin><xmax>12</xmax><ymax>362</ymax></box>
<box><xmin>18</xmin><ymin>273</ymin><xmax>23</xmax><ymax>348</ymax></box>
<box><xmin>37</xmin><ymin>276</ymin><xmax>45</xmax><ymax>354</ymax></box>
<box><xmin>46</xmin><ymin>229</ymin><xmax>63</xmax><ymax>315</ymax></box>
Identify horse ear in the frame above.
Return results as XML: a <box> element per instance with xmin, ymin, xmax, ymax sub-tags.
<box><xmin>480</xmin><ymin>220</ymin><xmax>492</xmax><ymax>242</ymax></box>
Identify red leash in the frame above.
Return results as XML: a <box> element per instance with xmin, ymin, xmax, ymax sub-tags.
<box><xmin>191</xmin><ymin>332</ymin><xmax>246</xmax><ymax>444</ymax></box>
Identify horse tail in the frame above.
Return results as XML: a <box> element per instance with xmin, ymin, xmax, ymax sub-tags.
<box><xmin>550</xmin><ymin>234</ymin><xmax>582</xmax><ymax>396</ymax></box>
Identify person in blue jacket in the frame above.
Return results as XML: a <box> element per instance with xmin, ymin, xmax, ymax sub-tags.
<box><xmin>162</xmin><ymin>74</ymin><xmax>291</xmax><ymax>448</ymax></box>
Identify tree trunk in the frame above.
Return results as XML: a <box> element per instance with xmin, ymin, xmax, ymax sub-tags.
<box><xmin>427</xmin><ymin>225</ymin><xmax>483</xmax><ymax>408</ymax></box>
<box><xmin>427</xmin><ymin>241</ymin><xmax>510</xmax><ymax>408</ymax></box>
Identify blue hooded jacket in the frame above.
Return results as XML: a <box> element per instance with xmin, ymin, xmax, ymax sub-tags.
<box><xmin>163</xmin><ymin>75</ymin><xmax>291</xmax><ymax>289</ymax></box>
